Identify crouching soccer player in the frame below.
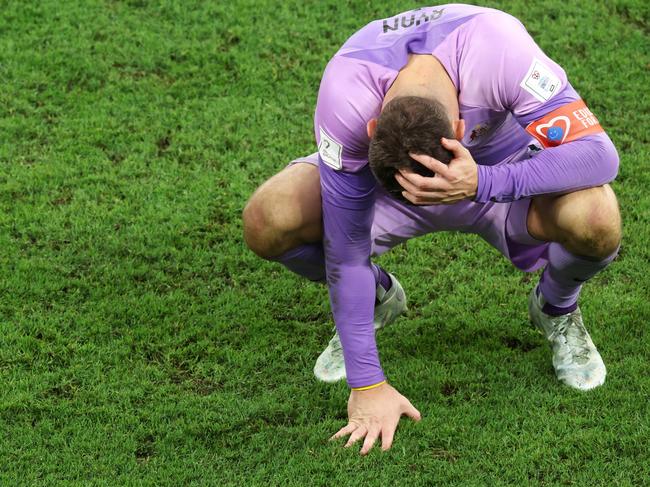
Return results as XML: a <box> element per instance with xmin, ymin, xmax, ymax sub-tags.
<box><xmin>243</xmin><ymin>4</ymin><xmax>621</xmax><ymax>455</ymax></box>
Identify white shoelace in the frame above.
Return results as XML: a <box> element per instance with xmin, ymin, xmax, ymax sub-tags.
<box><xmin>549</xmin><ymin>313</ymin><xmax>591</xmax><ymax>364</ymax></box>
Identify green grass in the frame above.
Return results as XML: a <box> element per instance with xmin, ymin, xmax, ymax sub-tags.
<box><xmin>0</xmin><ymin>0</ymin><xmax>648</xmax><ymax>484</ymax></box>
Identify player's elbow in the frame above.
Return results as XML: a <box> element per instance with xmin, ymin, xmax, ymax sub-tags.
<box><xmin>594</xmin><ymin>133</ymin><xmax>620</xmax><ymax>184</ymax></box>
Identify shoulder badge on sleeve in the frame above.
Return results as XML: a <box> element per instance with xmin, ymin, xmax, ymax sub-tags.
<box><xmin>520</xmin><ymin>58</ymin><xmax>562</xmax><ymax>102</ymax></box>
<box><xmin>318</xmin><ymin>127</ymin><xmax>343</xmax><ymax>170</ymax></box>
<box><xmin>525</xmin><ymin>99</ymin><xmax>604</xmax><ymax>148</ymax></box>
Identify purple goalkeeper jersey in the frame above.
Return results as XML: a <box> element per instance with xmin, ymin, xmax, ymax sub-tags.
<box><xmin>313</xmin><ymin>5</ymin><xmax>619</xmax><ymax>388</ymax></box>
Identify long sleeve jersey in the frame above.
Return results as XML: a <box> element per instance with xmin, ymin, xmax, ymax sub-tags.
<box><xmin>314</xmin><ymin>4</ymin><xmax>619</xmax><ymax>388</ymax></box>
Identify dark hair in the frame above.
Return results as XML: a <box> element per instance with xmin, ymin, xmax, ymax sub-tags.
<box><xmin>368</xmin><ymin>96</ymin><xmax>455</xmax><ymax>201</ymax></box>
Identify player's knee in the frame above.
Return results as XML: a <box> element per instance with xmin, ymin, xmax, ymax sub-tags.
<box><xmin>242</xmin><ymin>190</ymin><xmax>299</xmax><ymax>259</ymax></box>
<box><xmin>573</xmin><ymin>187</ymin><xmax>621</xmax><ymax>259</ymax></box>
<box><xmin>243</xmin><ymin>163</ymin><xmax>322</xmax><ymax>259</ymax></box>
<box><xmin>585</xmin><ymin>211</ymin><xmax>621</xmax><ymax>260</ymax></box>
<box><xmin>242</xmin><ymin>197</ymin><xmax>266</xmax><ymax>256</ymax></box>
<box><xmin>243</xmin><ymin>194</ymin><xmax>275</xmax><ymax>259</ymax></box>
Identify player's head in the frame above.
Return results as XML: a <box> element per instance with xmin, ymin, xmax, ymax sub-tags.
<box><xmin>367</xmin><ymin>96</ymin><xmax>457</xmax><ymax>201</ymax></box>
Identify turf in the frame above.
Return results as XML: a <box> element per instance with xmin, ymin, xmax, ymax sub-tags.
<box><xmin>0</xmin><ymin>0</ymin><xmax>648</xmax><ymax>484</ymax></box>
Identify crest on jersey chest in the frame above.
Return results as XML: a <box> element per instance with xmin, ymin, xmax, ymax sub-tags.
<box><xmin>460</xmin><ymin>107</ymin><xmax>507</xmax><ymax>148</ymax></box>
<box><xmin>468</xmin><ymin>122</ymin><xmax>492</xmax><ymax>144</ymax></box>
<box><xmin>463</xmin><ymin>120</ymin><xmax>500</xmax><ymax>148</ymax></box>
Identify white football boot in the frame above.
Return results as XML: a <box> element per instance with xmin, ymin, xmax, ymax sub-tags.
<box><xmin>528</xmin><ymin>287</ymin><xmax>606</xmax><ymax>390</ymax></box>
<box><xmin>313</xmin><ymin>273</ymin><xmax>407</xmax><ymax>383</ymax></box>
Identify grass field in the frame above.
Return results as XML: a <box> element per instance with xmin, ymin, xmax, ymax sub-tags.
<box><xmin>1</xmin><ymin>0</ymin><xmax>649</xmax><ymax>484</ymax></box>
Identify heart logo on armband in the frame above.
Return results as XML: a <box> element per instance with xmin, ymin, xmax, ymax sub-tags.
<box><xmin>535</xmin><ymin>116</ymin><xmax>571</xmax><ymax>146</ymax></box>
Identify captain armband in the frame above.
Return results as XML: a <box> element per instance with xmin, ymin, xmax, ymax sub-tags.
<box><xmin>525</xmin><ymin>99</ymin><xmax>604</xmax><ymax>148</ymax></box>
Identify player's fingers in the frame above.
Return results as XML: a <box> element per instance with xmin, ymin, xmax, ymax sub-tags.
<box><xmin>396</xmin><ymin>170</ymin><xmax>451</xmax><ymax>193</ymax></box>
<box><xmin>408</xmin><ymin>152</ymin><xmax>451</xmax><ymax>177</ymax></box>
<box><xmin>396</xmin><ymin>171</ymin><xmax>442</xmax><ymax>196</ymax></box>
<box><xmin>402</xmin><ymin>190</ymin><xmax>448</xmax><ymax>206</ymax></box>
<box><xmin>394</xmin><ymin>170</ymin><xmax>421</xmax><ymax>193</ymax></box>
<box><xmin>441</xmin><ymin>137</ymin><xmax>469</xmax><ymax>157</ymax></box>
<box><xmin>401</xmin><ymin>191</ymin><xmax>419</xmax><ymax>205</ymax></box>
<box><xmin>401</xmin><ymin>400</ymin><xmax>422</xmax><ymax>422</ymax></box>
<box><xmin>330</xmin><ymin>422</ymin><xmax>358</xmax><ymax>441</ymax></box>
<box><xmin>360</xmin><ymin>424</ymin><xmax>381</xmax><ymax>455</ymax></box>
<box><xmin>401</xmin><ymin>191</ymin><xmax>433</xmax><ymax>205</ymax></box>
<box><xmin>380</xmin><ymin>420</ymin><xmax>399</xmax><ymax>451</ymax></box>
<box><xmin>344</xmin><ymin>425</ymin><xmax>367</xmax><ymax>448</ymax></box>
<box><xmin>437</xmin><ymin>194</ymin><xmax>469</xmax><ymax>205</ymax></box>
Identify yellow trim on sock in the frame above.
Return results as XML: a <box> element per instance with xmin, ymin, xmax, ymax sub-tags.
<box><xmin>351</xmin><ymin>380</ymin><xmax>386</xmax><ymax>392</ymax></box>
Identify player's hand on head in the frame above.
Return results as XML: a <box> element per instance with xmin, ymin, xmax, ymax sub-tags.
<box><xmin>330</xmin><ymin>382</ymin><xmax>421</xmax><ymax>455</ymax></box>
<box><xmin>394</xmin><ymin>138</ymin><xmax>478</xmax><ymax>205</ymax></box>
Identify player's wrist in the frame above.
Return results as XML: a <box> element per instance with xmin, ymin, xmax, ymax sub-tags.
<box><xmin>474</xmin><ymin>164</ymin><xmax>492</xmax><ymax>203</ymax></box>
<box><xmin>469</xmin><ymin>160</ymin><xmax>479</xmax><ymax>199</ymax></box>
<box><xmin>351</xmin><ymin>380</ymin><xmax>387</xmax><ymax>392</ymax></box>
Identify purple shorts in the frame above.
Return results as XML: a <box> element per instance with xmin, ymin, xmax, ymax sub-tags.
<box><xmin>290</xmin><ymin>149</ymin><xmax>549</xmax><ymax>273</ymax></box>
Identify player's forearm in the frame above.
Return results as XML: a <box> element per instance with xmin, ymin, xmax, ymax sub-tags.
<box><xmin>320</xmin><ymin>162</ymin><xmax>385</xmax><ymax>388</ymax></box>
<box><xmin>475</xmin><ymin>132</ymin><xmax>619</xmax><ymax>203</ymax></box>
<box><xmin>325</xmin><ymin>262</ymin><xmax>386</xmax><ymax>388</ymax></box>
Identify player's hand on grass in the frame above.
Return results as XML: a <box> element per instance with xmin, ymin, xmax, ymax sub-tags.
<box><xmin>330</xmin><ymin>382</ymin><xmax>421</xmax><ymax>455</ymax></box>
<box><xmin>395</xmin><ymin>137</ymin><xmax>478</xmax><ymax>205</ymax></box>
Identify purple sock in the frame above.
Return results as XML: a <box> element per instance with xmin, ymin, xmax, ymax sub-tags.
<box><xmin>273</xmin><ymin>243</ymin><xmax>391</xmax><ymax>291</ymax></box>
<box><xmin>272</xmin><ymin>243</ymin><xmax>326</xmax><ymax>282</ymax></box>
<box><xmin>538</xmin><ymin>243</ymin><xmax>618</xmax><ymax>316</ymax></box>
<box><xmin>371</xmin><ymin>263</ymin><xmax>392</xmax><ymax>292</ymax></box>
